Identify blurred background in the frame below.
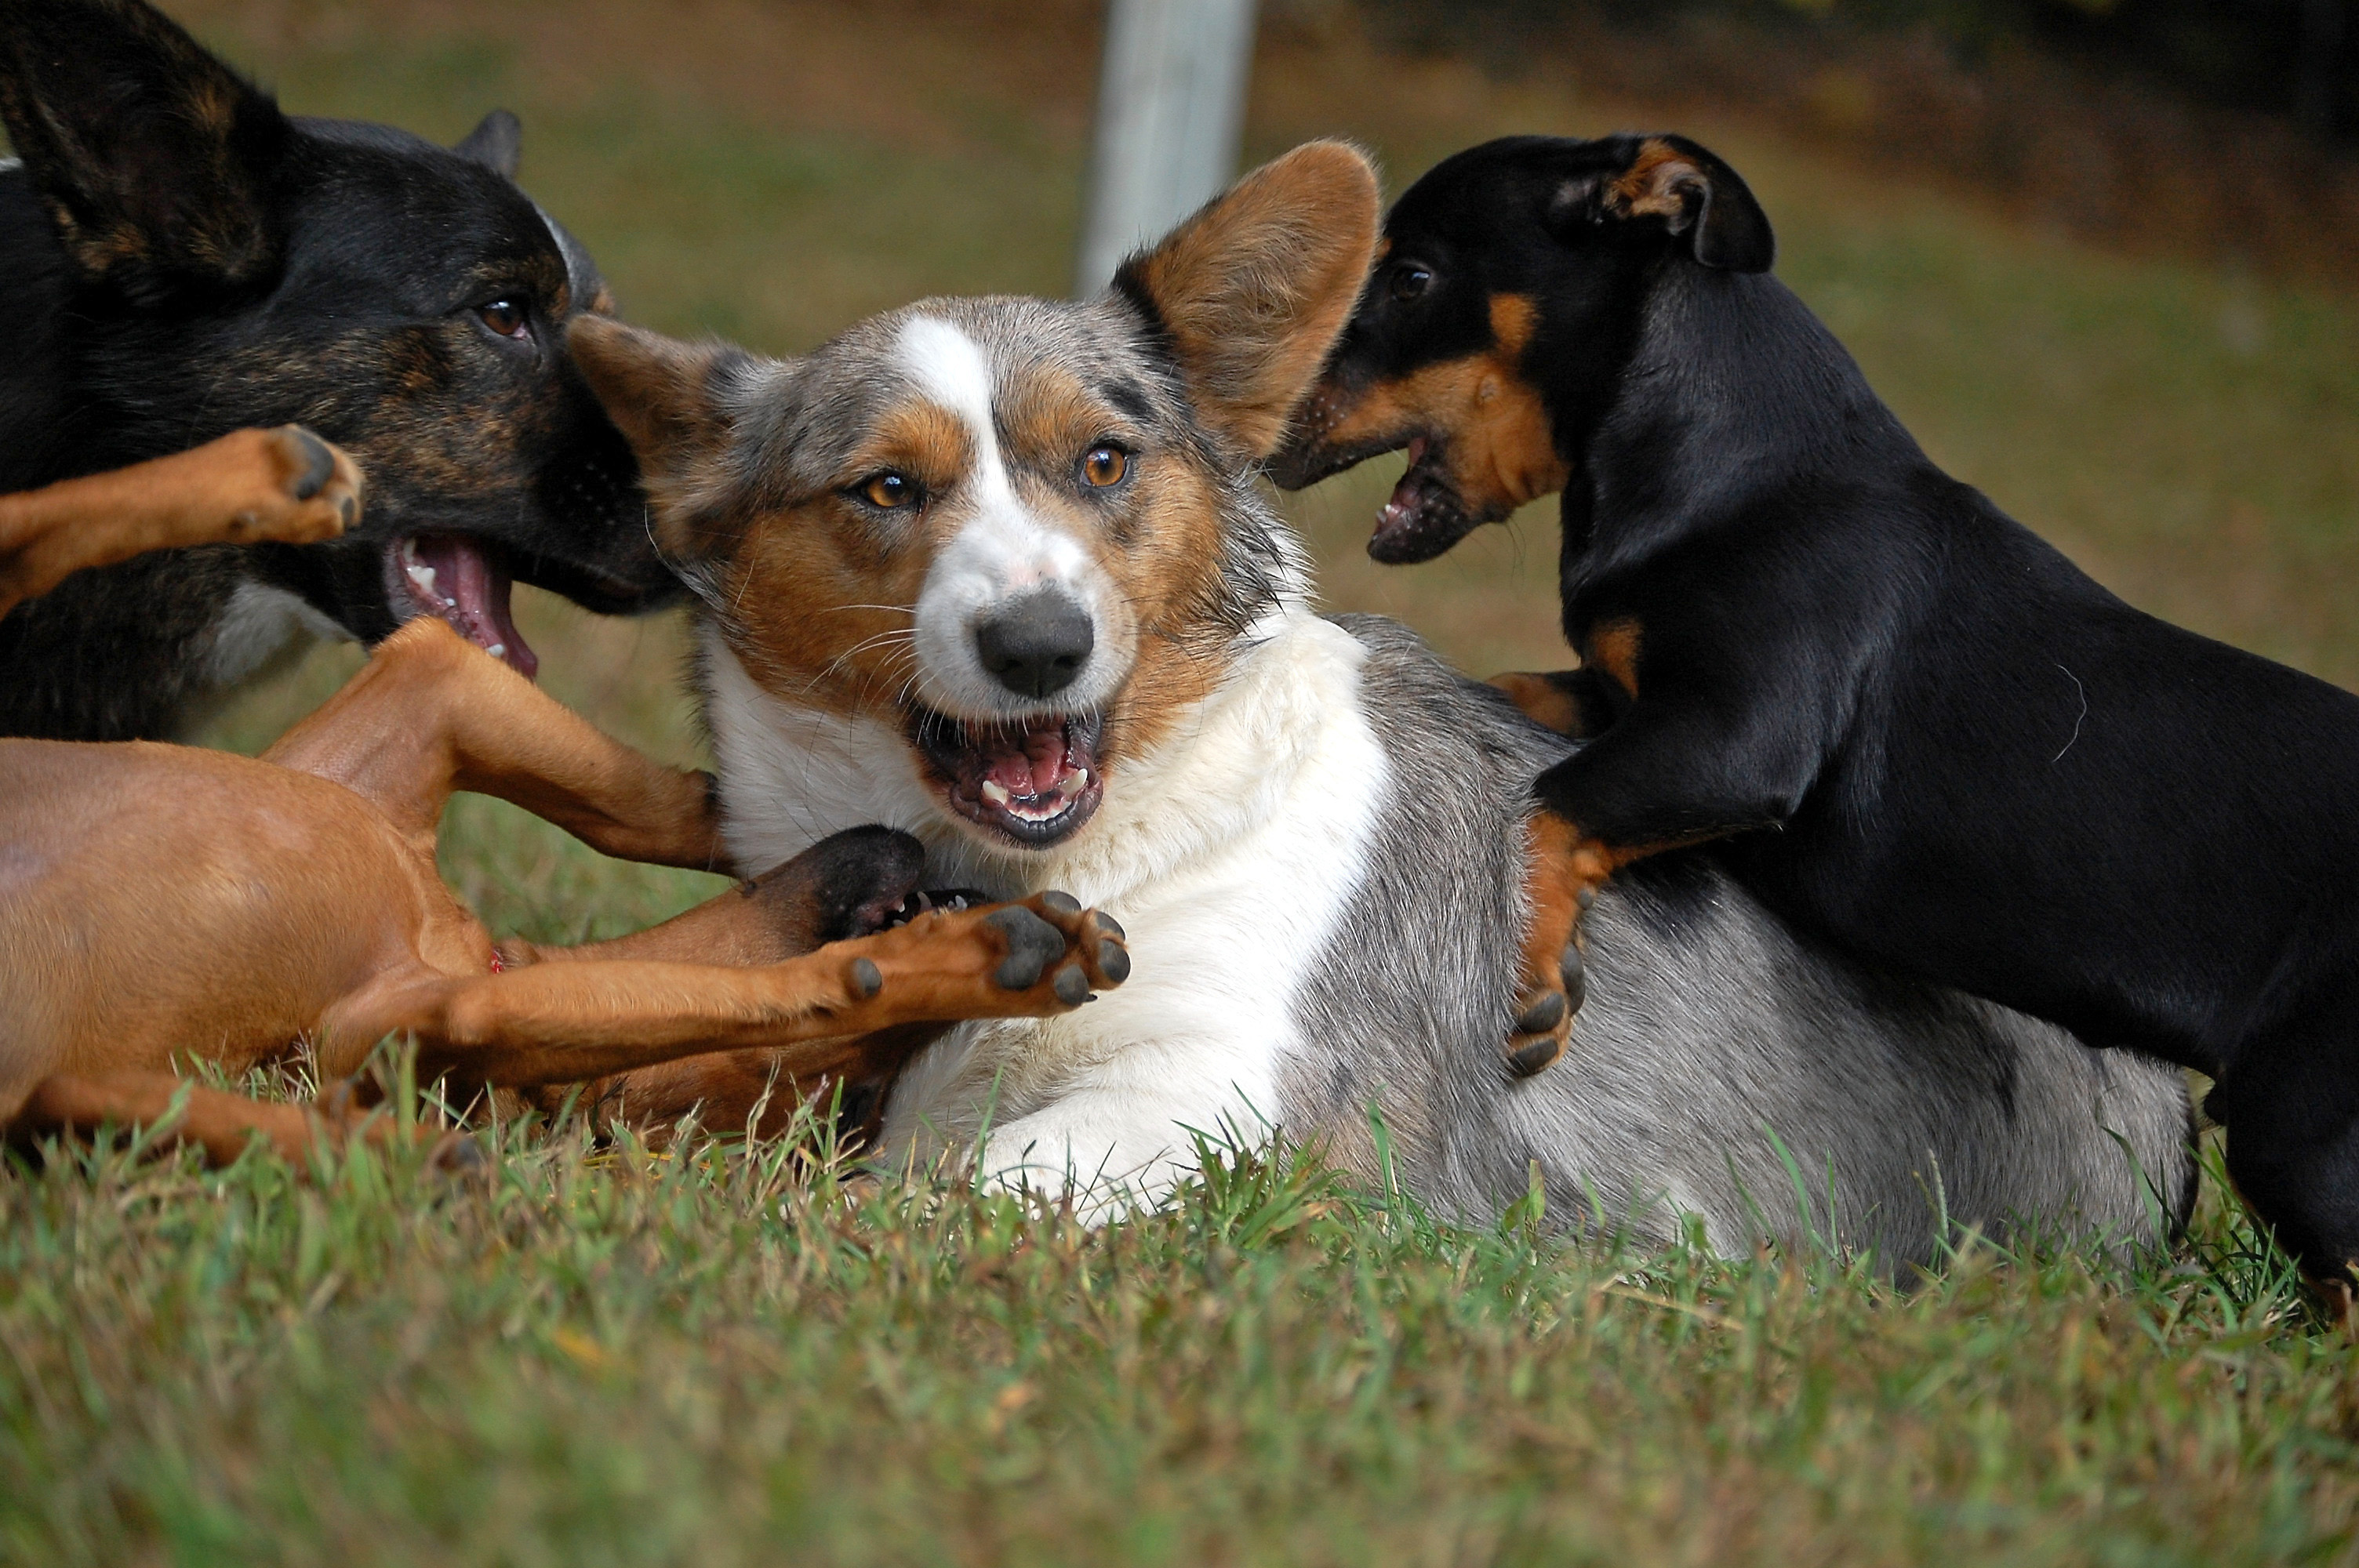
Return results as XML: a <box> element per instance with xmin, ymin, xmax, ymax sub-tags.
<box><xmin>90</xmin><ymin>0</ymin><xmax>2359</xmax><ymax>931</ymax></box>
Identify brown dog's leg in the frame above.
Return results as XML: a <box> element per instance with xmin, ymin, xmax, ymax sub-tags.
<box><xmin>262</xmin><ymin>616</ymin><xmax>731</xmax><ymax>873</ymax></box>
<box><xmin>0</xmin><ymin>426</ymin><xmax>361</xmax><ymax>618</ymax></box>
<box><xmin>10</xmin><ymin>1070</ymin><xmax>467</xmax><ymax>1169</ymax></box>
<box><xmin>323</xmin><ymin>894</ymin><xmax>1129</xmax><ymax>1092</ymax></box>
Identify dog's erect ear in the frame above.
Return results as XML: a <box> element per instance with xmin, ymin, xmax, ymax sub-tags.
<box><xmin>0</xmin><ymin>0</ymin><xmax>290</xmax><ymax>295</ymax></box>
<box><xmin>1112</xmin><ymin>140</ymin><xmax>1382</xmax><ymax>460</ymax></box>
<box><xmin>453</xmin><ymin>109</ymin><xmax>522</xmax><ymax>179</ymax></box>
<box><xmin>1560</xmin><ymin>136</ymin><xmax>1775</xmax><ymax>274</ymax></box>
<box><xmin>569</xmin><ymin>316</ymin><xmax>753</xmax><ymax>548</ymax></box>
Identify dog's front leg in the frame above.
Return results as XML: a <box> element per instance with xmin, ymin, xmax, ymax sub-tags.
<box><xmin>1508</xmin><ymin>698</ymin><xmax>1817</xmax><ymax>1074</ymax></box>
<box><xmin>321</xmin><ymin>895</ymin><xmax>1129</xmax><ymax>1093</ymax></box>
<box><xmin>0</xmin><ymin>426</ymin><xmax>359</xmax><ymax>619</ymax></box>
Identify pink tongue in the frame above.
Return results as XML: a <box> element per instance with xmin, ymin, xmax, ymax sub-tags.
<box><xmin>984</xmin><ymin>724</ymin><xmax>1069</xmax><ymax>797</ymax></box>
<box><xmin>413</xmin><ymin>535</ymin><xmax>536</xmax><ymax>679</ymax></box>
<box><xmin>1381</xmin><ymin>437</ymin><xmax>1431</xmax><ymax>528</ymax></box>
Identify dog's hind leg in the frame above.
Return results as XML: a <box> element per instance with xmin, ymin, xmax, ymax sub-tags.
<box><xmin>261</xmin><ymin>615</ymin><xmax>731</xmax><ymax>875</ymax></box>
<box><xmin>7</xmin><ymin>1069</ymin><xmax>471</xmax><ymax>1171</ymax></box>
<box><xmin>0</xmin><ymin>426</ymin><xmax>360</xmax><ymax>619</ymax></box>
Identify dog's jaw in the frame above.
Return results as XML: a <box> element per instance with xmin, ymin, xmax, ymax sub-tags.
<box><xmin>382</xmin><ymin>535</ymin><xmax>537</xmax><ymax>677</ymax></box>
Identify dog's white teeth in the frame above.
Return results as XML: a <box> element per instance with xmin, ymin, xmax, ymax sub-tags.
<box><xmin>1058</xmin><ymin>766</ymin><xmax>1091</xmax><ymax>794</ymax></box>
<box><xmin>485</xmin><ymin>643</ymin><xmax>507</xmax><ymax>659</ymax></box>
<box><xmin>400</xmin><ymin>538</ymin><xmax>421</xmax><ymax>564</ymax></box>
<box><xmin>405</xmin><ymin>562</ymin><xmax>438</xmax><ymax>599</ymax></box>
<box><xmin>980</xmin><ymin>779</ymin><xmax>1012</xmax><ymax>808</ymax></box>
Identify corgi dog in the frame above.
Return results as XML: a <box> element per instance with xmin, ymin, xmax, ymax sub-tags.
<box><xmin>567</xmin><ymin>144</ymin><xmax>2194</xmax><ymax>1261</ymax></box>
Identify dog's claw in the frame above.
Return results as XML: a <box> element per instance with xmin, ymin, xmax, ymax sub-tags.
<box><xmin>987</xmin><ymin>906</ymin><xmax>1063</xmax><ymax>990</ymax></box>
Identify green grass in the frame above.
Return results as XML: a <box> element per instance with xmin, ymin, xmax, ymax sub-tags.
<box><xmin>9</xmin><ymin>2</ymin><xmax>2359</xmax><ymax>1559</ymax></box>
<box><xmin>5</xmin><ymin>1121</ymin><xmax>2357</xmax><ymax>1566</ymax></box>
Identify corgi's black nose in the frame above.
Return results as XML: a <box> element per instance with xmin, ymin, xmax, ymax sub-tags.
<box><xmin>975</xmin><ymin>590</ymin><xmax>1094</xmax><ymax>699</ymax></box>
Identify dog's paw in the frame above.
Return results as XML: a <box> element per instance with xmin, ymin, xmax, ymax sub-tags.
<box><xmin>223</xmin><ymin>424</ymin><xmax>363</xmax><ymax>544</ymax></box>
<box><xmin>1507</xmin><ymin>885</ymin><xmax>1592</xmax><ymax>1076</ymax></box>
<box><xmin>1507</xmin><ymin>818</ymin><xmax>1611</xmax><ymax>1078</ymax></box>
<box><xmin>833</xmin><ymin>891</ymin><xmax>1130</xmax><ymax>1025</ymax></box>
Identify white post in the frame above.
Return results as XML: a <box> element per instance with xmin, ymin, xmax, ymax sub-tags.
<box><xmin>1074</xmin><ymin>0</ymin><xmax>1259</xmax><ymax>296</ymax></box>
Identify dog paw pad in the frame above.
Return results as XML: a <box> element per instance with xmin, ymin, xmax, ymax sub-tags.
<box><xmin>1039</xmin><ymin>891</ymin><xmax>1082</xmax><ymax>915</ymax></box>
<box><xmin>987</xmin><ymin>906</ymin><xmax>1062</xmax><ymax>989</ymax></box>
<box><xmin>1513</xmin><ymin>990</ymin><xmax>1567</xmax><ymax>1036</ymax></box>
<box><xmin>285</xmin><ymin>426</ymin><xmax>336</xmax><ymax>500</ymax></box>
<box><xmin>1052</xmin><ymin>964</ymin><xmax>1091</xmax><ymax>1006</ymax></box>
<box><xmin>1558</xmin><ymin>943</ymin><xmax>1587</xmax><ymax>1012</ymax></box>
<box><xmin>1096</xmin><ymin>938</ymin><xmax>1131</xmax><ymax>985</ymax></box>
<box><xmin>1506</xmin><ymin>1034</ymin><xmax>1565</xmax><ymax>1078</ymax></box>
<box><xmin>849</xmin><ymin>957</ymin><xmax>883</xmax><ymax>1000</ymax></box>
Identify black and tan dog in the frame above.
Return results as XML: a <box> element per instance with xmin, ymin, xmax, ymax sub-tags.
<box><xmin>0</xmin><ymin>0</ymin><xmax>673</xmax><ymax>739</ymax></box>
<box><xmin>1273</xmin><ymin>132</ymin><xmax>2359</xmax><ymax>1283</ymax></box>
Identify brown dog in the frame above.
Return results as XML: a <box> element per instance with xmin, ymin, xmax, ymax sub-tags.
<box><xmin>0</xmin><ymin>424</ymin><xmax>361</xmax><ymax>622</ymax></box>
<box><xmin>1</xmin><ymin>615</ymin><xmax>1129</xmax><ymax>1165</ymax></box>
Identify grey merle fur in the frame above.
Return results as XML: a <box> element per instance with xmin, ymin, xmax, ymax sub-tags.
<box><xmin>1287</xmin><ymin>615</ymin><xmax>2194</xmax><ymax>1261</ymax></box>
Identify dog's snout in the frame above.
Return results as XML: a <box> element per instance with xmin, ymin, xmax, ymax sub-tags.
<box><xmin>974</xmin><ymin>589</ymin><xmax>1094</xmax><ymax>700</ymax></box>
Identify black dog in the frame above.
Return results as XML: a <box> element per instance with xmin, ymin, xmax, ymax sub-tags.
<box><xmin>0</xmin><ymin>0</ymin><xmax>676</xmax><ymax>739</ymax></box>
<box><xmin>1273</xmin><ymin>132</ymin><xmax>2359</xmax><ymax>1282</ymax></box>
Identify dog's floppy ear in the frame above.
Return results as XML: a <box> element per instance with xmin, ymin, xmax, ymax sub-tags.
<box><xmin>453</xmin><ymin>109</ymin><xmax>523</xmax><ymax>180</ymax></box>
<box><xmin>0</xmin><ymin>0</ymin><xmax>290</xmax><ymax>296</ymax></box>
<box><xmin>569</xmin><ymin>316</ymin><xmax>754</xmax><ymax>550</ymax></box>
<box><xmin>1112</xmin><ymin>140</ymin><xmax>1382</xmax><ymax>461</ymax></box>
<box><xmin>1559</xmin><ymin>135</ymin><xmax>1775</xmax><ymax>274</ymax></box>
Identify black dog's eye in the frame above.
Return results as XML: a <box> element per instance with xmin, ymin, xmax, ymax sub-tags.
<box><xmin>1389</xmin><ymin>265</ymin><xmax>1433</xmax><ymax>303</ymax></box>
<box><xmin>476</xmin><ymin>299</ymin><xmax>529</xmax><ymax>338</ymax></box>
<box><xmin>1079</xmin><ymin>444</ymin><xmax>1129</xmax><ymax>488</ymax></box>
<box><xmin>855</xmin><ymin>471</ymin><xmax>921</xmax><ymax>510</ymax></box>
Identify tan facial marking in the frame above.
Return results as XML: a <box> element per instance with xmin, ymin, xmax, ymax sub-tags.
<box><xmin>1307</xmin><ymin>290</ymin><xmax>1565</xmax><ymax>524</ymax></box>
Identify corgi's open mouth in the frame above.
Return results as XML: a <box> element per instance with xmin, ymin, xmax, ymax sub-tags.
<box><xmin>914</xmin><ymin>707</ymin><xmax>1106</xmax><ymax>848</ymax></box>
<box><xmin>383</xmin><ymin>535</ymin><xmax>538</xmax><ymax>678</ymax></box>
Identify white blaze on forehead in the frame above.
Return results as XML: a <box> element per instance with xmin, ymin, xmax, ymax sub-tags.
<box><xmin>900</xmin><ymin>314</ymin><xmax>1131</xmax><ymax>718</ymax></box>
<box><xmin>897</xmin><ymin>315</ymin><xmax>1013</xmax><ymax>504</ymax></box>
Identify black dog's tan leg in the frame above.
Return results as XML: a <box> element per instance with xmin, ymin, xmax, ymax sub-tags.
<box><xmin>322</xmin><ymin>895</ymin><xmax>1129</xmax><ymax>1091</ymax></box>
<box><xmin>0</xmin><ymin>426</ymin><xmax>360</xmax><ymax>619</ymax></box>
<box><xmin>263</xmin><ymin>616</ymin><xmax>731</xmax><ymax>874</ymax></box>
<box><xmin>1507</xmin><ymin>815</ymin><xmax>1611</xmax><ymax>1076</ymax></box>
<box><xmin>1488</xmin><ymin>668</ymin><xmax>1619</xmax><ymax>740</ymax></box>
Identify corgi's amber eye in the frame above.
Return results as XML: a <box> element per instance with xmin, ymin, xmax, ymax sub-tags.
<box><xmin>1389</xmin><ymin>265</ymin><xmax>1431</xmax><ymax>303</ymax></box>
<box><xmin>859</xmin><ymin>471</ymin><xmax>919</xmax><ymax>510</ymax></box>
<box><xmin>1080</xmin><ymin>445</ymin><xmax>1128</xmax><ymax>488</ymax></box>
<box><xmin>476</xmin><ymin>299</ymin><xmax>529</xmax><ymax>337</ymax></box>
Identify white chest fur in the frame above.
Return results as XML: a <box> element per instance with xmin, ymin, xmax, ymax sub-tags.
<box><xmin>702</xmin><ymin>610</ymin><xmax>1390</xmax><ymax>1210</ymax></box>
